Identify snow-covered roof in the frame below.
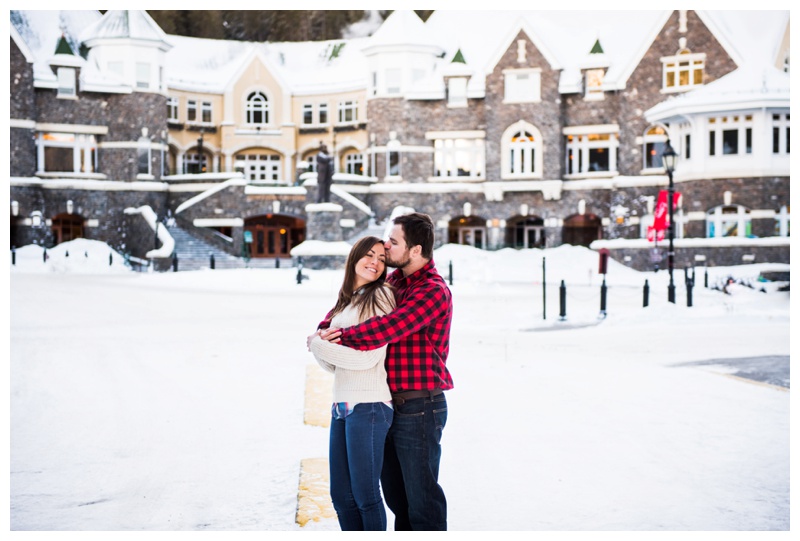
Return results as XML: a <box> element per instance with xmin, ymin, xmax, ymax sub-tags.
<box><xmin>646</xmin><ymin>62</ymin><xmax>790</xmax><ymax>121</ymax></box>
<box><xmin>79</xmin><ymin>10</ymin><xmax>169</xmax><ymax>47</ymax></box>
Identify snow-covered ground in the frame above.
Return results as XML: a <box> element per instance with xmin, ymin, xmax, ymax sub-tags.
<box><xmin>9</xmin><ymin>239</ymin><xmax>791</xmax><ymax>533</ymax></box>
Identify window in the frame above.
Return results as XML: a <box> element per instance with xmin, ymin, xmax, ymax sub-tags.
<box><xmin>707</xmin><ymin>205</ymin><xmax>752</xmax><ymax>238</ymax></box>
<box><xmin>387</xmin><ymin>151</ymin><xmax>401</xmax><ymax>177</ymax></box>
<box><xmin>371</xmin><ymin>71</ymin><xmax>378</xmax><ymax>96</ymax></box>
<box><xmin>386</xmin><ymin>68</ymin><xmax>401</xmax><ymax>94</ymax></box>
<box><xmin>137</xmin><ymin>134</ymin><xmax>151</xmax><ymax>175</ymax></box>
<box><xmin>344</xmin><ymin>152</ymin><xmax>365</xmax><ymax>175</ymax></box>
<box><xmin>772</xmin><ymin>113</ymin><xmax>790</xmax><ymax>154</ymax></box>
<box><xmin>662</xmin><ymin>50</ymin><xmax>705</xmax><ymax>91</ymax></box>
<box><xmin>167</xmin><ymin>97</ymin><xmax>179</xmax><ymax>122</ymax></box>
<box><xmin>447</xmin><ymin>77</ymin><xmax>467</xmax><ymax>107</ymax></box>
<box><xmin>200</xmin><ymin>101</ymin><xmax>212</xmax><ymax>124</ymax></box>
<box><xmin>234</xmin><ymin>152</ymin><xmax>282</xmax><ymax>183</ymax></box>
<box><xmin>37</xmin><ymin>132</ymin><xmax>97</xmax><ymax>173</ymax></box>
<box><xmin>643</xmin><ymin>126</ymin><xmax>668</xmax><ymax>169</ymax></box>
<box><xmin>708</xmin><ymin>115</ymin><xmax>753</xmax><ymax>156</ymax></box>
<box><xmin>57</xmin><ymin>68</ymin><xmax>76</xmax><ymax>98</ymax></box>
<box><xmin>183</xmin><ymin>152</ymin><xmax>207</xmax><ymax>174</ymax></box>
<box><xmin>187</xmin><ymin>100</ymin><xmax>197</xmax><ymax>122</ymax></box>
<box><xmin>302</xmin><ymin>103</ymin><xmax>328</xmax><ymax>125</ymax></box>
<box><xmin>684</xmin><ymin>133</ymin><xmax>691</xmax><ymax>159</ymax></box>
<box><xmin>501</xmin><ymin>121</ymin><xmax>542</xmax><ymax>179</ymax></box>
<box><xmin>775</xmin><ymin>205</ymin><xmax>790</xmax><ymax>237</ymax></box>
<box><xmin>433</xmin><ymin>138</ymin><xmax>485</xmax><ymax>179</ymax></box>
<box><xmin>584</xmin><ymin>69</ymin><xmax>604</xmax><ymax>100</ymax></box>
<box><xmin>136</xmin><ymin>62</ymin><xmax>150</xmax><ymax>89</ymax></box>
<box><xmin>564</xmin><ymin>126</ymin><xmax>619</xmax><ymax>175</ymax></box>
<box><xmin>246</xmin><ymin>92</ymin><xmax>270</xmax><ymax>125</ymax></box>
<box><xmin>504</xmin><ymin>69</ymin><xmax>541</xmax><ymax>103</ymax></box>
<box><xmin>338</xmin><ymin>100</ymin><xmax>358</xmax><ymax>124</ymax></box>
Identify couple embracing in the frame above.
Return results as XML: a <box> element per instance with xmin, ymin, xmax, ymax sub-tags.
<box><xmin>307</xmin><ymin>212</ymin><xmax>453</xmax><ymax>531</ymax></box>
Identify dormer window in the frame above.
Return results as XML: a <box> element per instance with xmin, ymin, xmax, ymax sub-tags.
<box><xmin>56</xmin><ymin>67</ymin><xmax>76</xmax><ymax>98</ymax></box>
<box><xmin>661</xmin><ymin>49</ymin><xmax>705</xmax><ymax>92</ymax></box>
<box><xmin>447</xmin><ymin>77</ymin><xmax>467</xmax><ymax>107</ymax></box>
<box><xmin>584</xmin><ymin>69</ymin><xmax>605</xmax><ymax>101</ymax></box>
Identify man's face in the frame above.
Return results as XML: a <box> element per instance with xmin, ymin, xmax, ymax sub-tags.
<box><xmin>384</xmin><ymin>224</ymin><xmax>411</xmax><ymax>269</ymax></box>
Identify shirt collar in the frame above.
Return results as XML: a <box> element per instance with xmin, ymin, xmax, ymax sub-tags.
<box><xmin>390</xmin><ymin>259</ymin><xmax>436</xmax><ymax>286</ymax></box>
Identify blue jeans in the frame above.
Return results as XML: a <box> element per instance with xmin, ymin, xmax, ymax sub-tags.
<box><xmin>381</xmin><ymin>393</ymin><xmax>448</xmax><ymax>530</ymax></box>
<box><xmin>328</xmin><ymin>402</ymin><xmax>393</xmax><ymax>530</ymax></box>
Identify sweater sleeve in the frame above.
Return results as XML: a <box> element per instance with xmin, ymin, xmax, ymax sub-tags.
<box><xmin>310</xmin><ymin>285</ymin><xmax>394</xmax><ymax>370</ymax></box>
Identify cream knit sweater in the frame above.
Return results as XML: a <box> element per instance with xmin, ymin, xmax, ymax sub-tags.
<box><xmin>310</xmin><ymin>285</ymin><xmax>395</xmax><ymax>404</ymax></box>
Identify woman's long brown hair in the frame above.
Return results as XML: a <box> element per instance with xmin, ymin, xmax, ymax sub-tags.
<box><xmin>329</xmin><ymin>236</ymin><xmax>394</xmax><ymax>321</ymax></box>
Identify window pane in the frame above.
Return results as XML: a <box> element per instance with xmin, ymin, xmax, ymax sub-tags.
<box><xmin>588</xmin><ymin>148</ymin><xmax>609</xmax><ymax>171</ymax></box>
<box><xmin>303</xmin><ymin>105</ymin><xmax>313</xmax><ymax>124</ymax></box>
<box><xmin>722</xmin><ymin>129</ymin><xmax>738</xmax><ymax>154</ymax></box>
<box><xmin>693</xmin><ymin>69</ymin><xmax>703</xmax><ymax>85</ymax></box>
<box><xmin>709</xmin><ymin>131</ymin><xmax>715</xmax><ymax>156</ymax></box>
<box><xmin>773</xmin><ymin>127</ymin><xmax>780</xmax><ymax>153</ymax></box>
<box><xmin>319</xmin><ymin>104</ymin><xmax>328</xmax><ymax>124</ymax></box>
<box><xmin>45</xmin><ymin>147</ymin><xmax>74</xmax><ymax>172</ymax></box>
<box><xmin>745</xmin><ymin>128</ymin><xmax>752</xmax><ymax>154</ymax></box>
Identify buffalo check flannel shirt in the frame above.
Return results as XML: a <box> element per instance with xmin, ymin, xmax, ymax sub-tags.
<box><xmin>320</xmin><ymin>259</ymin><xmax>454</xmax><ymax>393</ymax></box>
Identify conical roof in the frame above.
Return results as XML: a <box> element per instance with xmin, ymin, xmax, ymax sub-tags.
<box><xmin>79</xmin><ymin>10</ymin><xmax>168</xmax><ymax>44</ymax></box>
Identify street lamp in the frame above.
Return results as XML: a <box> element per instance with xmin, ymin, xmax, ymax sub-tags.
<box><xmin>661</xmin><ymin>139</ymin><xmax>678</xmax><ymax>303</ymax></box>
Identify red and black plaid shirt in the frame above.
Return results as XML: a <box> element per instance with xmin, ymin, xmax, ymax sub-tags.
<box><xmin>321</xmin><ymin>259</ymin><xmax>453</xmax><ymax>393</ymax></box>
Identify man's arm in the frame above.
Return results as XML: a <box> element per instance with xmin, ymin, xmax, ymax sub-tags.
<box><xmin>331</xmin><ymin>282</ymin><xmax>450</xmax><ymax>351</ymax></box>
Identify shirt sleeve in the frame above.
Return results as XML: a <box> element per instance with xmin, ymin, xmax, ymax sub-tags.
<box><xmin>310</xmin><ymin>336</ymin><xmax>388</xmax><ymax>371</ymax></box>
<box><xmin>338</xmin><ymin>281</ymin><xmax>449</xmax><ymax>351</ymax></box>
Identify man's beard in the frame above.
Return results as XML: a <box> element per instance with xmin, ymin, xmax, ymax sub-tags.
<box><xmin>386</xmin><ymin>250</ymin><xmax>410</xmax><ymax>269</ymax></box>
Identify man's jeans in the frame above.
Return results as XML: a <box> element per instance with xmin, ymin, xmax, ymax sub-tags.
<box><xmin>381</xmin><ymin>393</ymin><xmax>448</xmax><ymax>530</ymax></box>
<box><xmin>329</xmin><ymin>402</ymin><xmax>393</xmax><ymax>530</ymax></box>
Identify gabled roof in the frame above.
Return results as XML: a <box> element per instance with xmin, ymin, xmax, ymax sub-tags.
<box><xmin>363</xmin><ymin>9</ymin><xmax>442</xmax><ymax>52</ymax></box>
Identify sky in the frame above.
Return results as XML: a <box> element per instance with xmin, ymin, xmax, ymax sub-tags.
<box><xmin>7</xmin><ymin>238</ymin><xmax>792</xmax><ymax>537</ymax></box>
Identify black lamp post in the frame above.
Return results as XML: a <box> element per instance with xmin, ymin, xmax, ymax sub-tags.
<box><xmin>662</xmin><ymin>139</ymin><xmax>678</xmax><ymax>303</ymax></box>
<box><xmin>197</xmin><ymin>132</ymin><xmax>205</xmax><ymax>173</ymax></box>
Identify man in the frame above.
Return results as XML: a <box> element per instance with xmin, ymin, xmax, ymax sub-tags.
<box><xmin>318</xmin><ymin>212</ymin><xmax>453</xmax><ymax>530</ymax></box>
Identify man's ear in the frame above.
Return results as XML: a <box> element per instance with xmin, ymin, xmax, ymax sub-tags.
<box><xmin>409</xmin><ymin>244</ymin><xmax>423</xmax><ymax>259</ymax></box>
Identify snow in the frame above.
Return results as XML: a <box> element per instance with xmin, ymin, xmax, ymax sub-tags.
<box><xmin>8</xmin><ymin>237</ymin><xmax>791</xmax><ymax>533</ymax></box>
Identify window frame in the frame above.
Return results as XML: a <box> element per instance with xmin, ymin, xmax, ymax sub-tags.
<box><xmin>56</xmin><ymin>67</ymin><xmax>76</xmax><ymax>98</ymax></box>
<box><xmin>136</xmin><ymin>62</ymin><xmax>150</xmax><ymax>90</ymax></box>
<box><xmin>503</xmin><ymin>68</ymin><xmax>542</xmax><ymax>104</ymax></box>
<box><xmin>772</xmin><ymin>113</ymin><xmax>790</xmax><ymax>155</ymax></box>
<box><xmin>707</xmin><ymin>115</ymin><xmax>753</xmax><ymax>157</ymax></box>
<box><xmin>337</xmin><ymin>100</ymin><xmax>359</xmax><ymax>125</ymax></box>
<box><xmin>37</xmin><ymin>131</ymin><xmax>98</xmax><ymax>174</ymax></box>
<box><xmin>430</xmin><ymin>134</ymin><xmax>485</xmax><ymax>180</ymax></box>
<box><xmin>661</xmin><ymin>51</ymin><xmax>705</xmax><ymax>93</ymax></box>
<box><xmin>245</xmin><ymin>91</ymin><xmax>271</xmax><ymax>126</ymax></box>
<box><xmin>167</xmin><ymin>96</ymin><xmax>179</xmax><ymax>122</ymax></box>
<box><xmin>501</xmin><ymin>121</ymin><xmax>543</xmax><ymax>180</ymax></box>
<box><xmin>563</xmin><ymin>125</ymin><xmax>619</xmax><ymax>177</ymax></box>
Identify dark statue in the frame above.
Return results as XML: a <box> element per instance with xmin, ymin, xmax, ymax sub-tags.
<box><xmin>316</xmin><ymin>143</ymin><xmax>334</xmax><ymax>203</ymax></box>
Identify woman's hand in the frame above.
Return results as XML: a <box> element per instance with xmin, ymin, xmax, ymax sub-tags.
<box><xmin>307</xmin><ymin>330</ymin><xmax>320</xmax><ymax>351</ymax></box>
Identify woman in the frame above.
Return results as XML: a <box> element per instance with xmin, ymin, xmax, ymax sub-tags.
<box><xmin>307</xmin><ymin>236</ymin><xmax>396</xmax><ymax>531</ymax></box>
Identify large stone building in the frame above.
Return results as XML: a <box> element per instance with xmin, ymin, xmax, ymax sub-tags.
<box><xmin>9</xmin><ymin>9</ymin><xmax>790</xmax><ymax>270</ymax></box>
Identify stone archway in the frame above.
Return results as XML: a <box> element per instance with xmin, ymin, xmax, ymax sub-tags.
<box><xmin>562</xmin><ymin>214</ymin><xmax>602</xmax><ymax>247</ymax></box>
<box><xmin>243</xmin><ymin>213</ymin><xmax>305</xmax><ymax>258</ymax></box>
<box><xmin>448</xmin><ymin>215</ymin><xmax>487</xmax><ymax>249</ymax></box>
<box><xmin>51</xmin><ymin>213</ymin><xmax>84</xmax><ymax>245</ymax></box>
<box><xmin>506</xmin><ymin>214</ymin><xmax>545</xmax><ymax>248</ymax></box>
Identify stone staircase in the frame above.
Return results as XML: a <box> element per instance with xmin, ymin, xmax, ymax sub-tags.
<box><xmin>166</xmin><ymin>224</ymin><xmax>288</xmax><ymax>271</ymax></box>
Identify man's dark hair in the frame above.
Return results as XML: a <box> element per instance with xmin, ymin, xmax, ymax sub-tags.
<box><xmin>394</xmin><ymin>212</ymin><xmax>434</xmax><ymax>259</ymax></box>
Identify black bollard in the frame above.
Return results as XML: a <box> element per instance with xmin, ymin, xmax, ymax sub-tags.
<box><xmin>296</xmin><ymin>266</ymin><xmax>303</xmax><ymax>285</ymax></box>
<box><xmin>43</xmin><ymin>248</ymin><xmax>47</xmax><ymax>263</ymax></box>
<box><xmin>704</xmin><ymin>267</ymin><xmax>709</xmax><ymax>288</ymax></box>
<box><xmin>687</xmin><ymin>278</ymin><xmax>693</xmax><ymax>307</ymax></box>
<box><xmin>210</xmin><ymin>253</ymin><xmax>215</xmax><ymax>270</ymax></box>
<box><xmin>559</xmin><ymin>280</ymin><xmax>567</xmax><ymax>321</ymax></box>
<box><xmin>12</xmin><ymin>247</ymin><xmax>16</xmax><ymax>266</ymax></box>
<box><xmin>109</xmin><ymin>253</ymin><xmax>113</xmax><ymax>266</ymax></box>
<box><xmin>684</xmin><ymin>267</ymin><xmax>689</xmax><ymax>285</ymax></box>
<box><xmin>542</xmin><ymin>257</ymin><xmax>547</xmax><ymax>321</ymax></box>
<box><xmin>448</xmin><ymin>260</ymin><xmax>453</xmax><ymax>286</ymax></box>
<box><xmin>172</xmin><ymin>253</ymin><xmax>178</xmax><ymax>272</ymax></box>
<box><xmin>643</xmin><ymin>279</ymin><xmax>650</xmax><ymax>307</ymax></box>
<box><xmin>600</xmin><ymin>276</ymin><xmax>607</xmax><ymax>317</ymax></box>
<box><xmin>65</xmin><ymin>250</ymin><xmax>69</xmax><ymax>258</ymax></box>
<box><xmin>276</xmin><ymin>257</ymin><xmax>280</xmax><ymax>268</ymax></box>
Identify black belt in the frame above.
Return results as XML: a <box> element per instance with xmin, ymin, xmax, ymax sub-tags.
<box><xmin>391</xmin><ymin>388</ymin><xmax>444</xmax><ymax>406</ymax></box>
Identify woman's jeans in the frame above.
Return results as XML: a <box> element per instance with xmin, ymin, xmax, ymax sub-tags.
<box><xmin>381</xmin><ymin>393</ymin><xmax>448</xmax><ymax>530</ymax></box>
<box><xmin>328</xmin><ymin>402</ymin><xmax>393</xmax><ymax>531</ymax></box>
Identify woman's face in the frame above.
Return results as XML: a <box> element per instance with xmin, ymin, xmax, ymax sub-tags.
<box><xmin>353</xmin><ymin>242</ymin><xmax>386</xmax><ymax>290</ymax></box>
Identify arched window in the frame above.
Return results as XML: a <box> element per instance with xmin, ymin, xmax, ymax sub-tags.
<box><xmin>707</xmin><ymin>205</ymin><xmax>752</xmax><ymax>238</ymax></box>
<box><xmin>643</xmin><ymin>125</ymin><xmax>668</xmax><ymax>169</ymax></box>
<box><xmin>246</xmin><ymin>92</ymin><xmax>270</xmax><ymax>125</ymax></box>
<box><xmin>501</xmin><ymin>121</ymin><xmax>543</xmax><ymax>179</ymax></box>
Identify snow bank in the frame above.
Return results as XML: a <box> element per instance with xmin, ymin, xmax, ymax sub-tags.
<box><xmin>11</xmin><ymin>238</ymin><xmax>132</xmax><ymax>274</ymax></box>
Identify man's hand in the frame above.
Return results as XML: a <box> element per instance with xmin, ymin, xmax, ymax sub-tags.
<box><xmin>319</xmin><ymin>327</ymin><xmax>342</xmax><ymax>343</ymax></box>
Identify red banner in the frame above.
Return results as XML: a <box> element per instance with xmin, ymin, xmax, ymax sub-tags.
<box><xmin>647</xmin><ymin>190</ymin><xmax>681</xmax><ymax>242</ymax></box>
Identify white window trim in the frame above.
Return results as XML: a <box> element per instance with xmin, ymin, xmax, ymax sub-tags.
<box><xmin>431</xmin><ymin>136</ymin><xmax>485</xmax><ymax>180</ymax></box>
<box><xmin>502</xmin><ymin>68</ymin><xmax>542</xmax><ymax>104</ymax></box>
<box><xmin>584</xmin><ymin>69</ymin><xmax>605</xmax><ymax>101</ymax></box>
<box><xmin>563</xmin><ymin>125</ymin><xmax>620</xmax><ymax>178</ymax></box>
<box><xmin>167</xmin><ymin>96</ymin><xmax>179</xmax><ymax>122</ymax></box>
<box><xmin>447</xmin><ymin>77</ymin><xmax>468</xmax><ymax>108</ymax></box>
<box><xmin>706</xmin><ymin>205</ymin><xmax>752</xmax><ymax>238</ymax></box>
<box><xmin>641</xmin><ymin>126</ymin><xmax>669</xmax><ymax>172</ymax></box>
<box><xmin>707</xmin><ymin>115</ymin><xmax>753</xmax><ymax>157</ymax></box>
<box><xmin>36</xmin><ymin>131</ymin><xmax>98</xmax><ymax>174</ymax></box>
<box><xmin>772</xmin><ymin>113</ymin><xmax>790</xmax><ymax>155</ymax></box>
<box><xmin>56</xmin><ymin>67</ymin><xmax>76</xmax><ymax>99</ymax></box>
<box><xmin>301</xmin><ymin>102</ymin><xmax>330</xmax><ymax>128</ymax></box>
<box><xmin>660</xmin><ymin>52</ymin><xmax>706</xmax><ymax>93</ymax></box>
<box><xmin>245</xmin><ymin>91</ymin><xmax>271</xmax><ymax>127</ymax></box>
<box><xmin>501</xmin><ymin>121</ymin><xmax>543</xmax><ymax>180</ymax></box>
<box><xmin>337</xmin><ymin>100</ymin><xmax>359</xmax><ymax>125</ymax></box>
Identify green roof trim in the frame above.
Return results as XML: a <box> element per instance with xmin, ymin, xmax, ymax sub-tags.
<box><xmin>54</xmin><ymin>35</ymin><xmax>75</xmax><ymax>56</ymax></box>
<box><xmin>452</xmin><ymin>49</ymin><xmax>466</xmax><ymax>64</ymax></box>
<box><xmin>590</xmin><ymin>39</ymin><xmax>604</xmax><ymax>54</ymax></box>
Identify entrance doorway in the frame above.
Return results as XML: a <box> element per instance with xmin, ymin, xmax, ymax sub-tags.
<box><xmin>507</xmin><ymin>215</ymin><xmax>545</xmax><ymax>248</ymax></box>
<box><xmin>51</xmin><ymin>213</ymin><xmax>84</xmax><ymax>245</ymax></box>
<box><xmin>448</xmin><ymin>215</ymin><xmax>487</xmax><ymax>249</ymax></box>
<box><xmin>243</xmin><ymin>214</ymin><xmax>305</xmax><ymax>258</ymax></box>
<box><xmin>562</xmin><ymin>214</ymin><xmax>602</xmax><ymax>247</ymax></box>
